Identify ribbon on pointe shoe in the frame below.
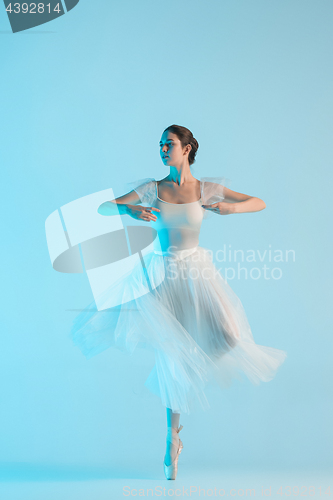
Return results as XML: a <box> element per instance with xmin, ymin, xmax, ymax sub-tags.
<box><xmin>166</xmin><ymin>425</ymin><xmax>183</xmax><ymax>446</ymax></box>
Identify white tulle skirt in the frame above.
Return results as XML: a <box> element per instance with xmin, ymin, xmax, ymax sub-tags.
<box><xmin>69</xmin><ymin>245</ymin><xmax>287</xmax><ymax>414</ymax></box>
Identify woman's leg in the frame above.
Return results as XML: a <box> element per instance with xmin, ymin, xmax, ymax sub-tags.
<box><xmin>164</xmin><ymin>408</ymin><xmax>181</xmax><ymax>466</ymax></box>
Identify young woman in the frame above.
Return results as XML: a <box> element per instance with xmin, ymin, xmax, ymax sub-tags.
<box><xmin>70</xmin><ymin>124</ymin><xmax>287</xmax><ymax>480</ymax></box>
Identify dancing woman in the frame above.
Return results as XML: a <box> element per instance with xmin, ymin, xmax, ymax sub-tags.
<box><xmin>70</xmin><ymin>124</ymin><xmax>287</xmax><ymax>480</ymax></box>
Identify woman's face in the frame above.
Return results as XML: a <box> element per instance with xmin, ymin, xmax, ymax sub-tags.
<box><xmin>159</xmin><ymin>131</ymin><xmax>189</xmax><ymax>167</ymax></box>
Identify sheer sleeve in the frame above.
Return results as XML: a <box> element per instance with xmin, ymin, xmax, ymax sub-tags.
<box><xmin>200</xmin><ymin>176</ymin><xmax>231</xmax><ymax>219</ymax></box>
<box><xmin>126</xmin><ymin>178</ymin><xmax>157</xmax><ymax>206</ymax></box>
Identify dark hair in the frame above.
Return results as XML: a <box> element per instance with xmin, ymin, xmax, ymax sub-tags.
<box><xmin>163</xmin><ymin>124</ymin><xmax>199</xmax><ymax>166</ymax></box>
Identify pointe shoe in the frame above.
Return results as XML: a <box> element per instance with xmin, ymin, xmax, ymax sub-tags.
<box><xmin>163</xmin><ymin>425</ymin><xmax>183</xmax><ymax>480</ymax></box>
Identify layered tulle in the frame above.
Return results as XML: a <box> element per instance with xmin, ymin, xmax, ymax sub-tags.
<box><xmin>69</xmin><ymin>245</ymin><xmax>287</xmax><ymax>414</ymax></box>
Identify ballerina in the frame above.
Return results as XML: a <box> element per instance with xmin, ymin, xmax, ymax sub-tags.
<box><xmin>70</xmin><ymin>124</ymin><xmax>287</xmax><ymax>480</ymax></box>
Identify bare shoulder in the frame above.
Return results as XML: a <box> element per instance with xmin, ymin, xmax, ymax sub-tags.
<box><xmin>156</xmin><ymin>177</ymin><xmax>169</xmax><ymax>186</ymax></box>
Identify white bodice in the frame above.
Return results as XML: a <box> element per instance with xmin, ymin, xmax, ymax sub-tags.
<box><xmin>127</xmin><ymin>176</ymin><xmax>229</xmax><ymax>255</ymax></box>
<box><xmin>152</xmin><ymin>196</ymin><xmax>204</xmax><ymax>253</ymax></box>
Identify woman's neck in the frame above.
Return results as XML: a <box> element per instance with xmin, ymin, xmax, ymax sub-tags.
<box><xmin>166</xmin><ymin>165</ymin><xmax>195</xmax><ymax>186</ymax></box>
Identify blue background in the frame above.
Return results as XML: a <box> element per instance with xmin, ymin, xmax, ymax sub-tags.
<box><xmin>1</xmin><ymin>0</ymin><xmax>332</xmax><ymax>496</ymax></box>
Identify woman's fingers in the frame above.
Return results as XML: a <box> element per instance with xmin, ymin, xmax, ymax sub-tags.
<box><xmin>143</xmin><ymin>208</ymin><xmax>158</xmax><ymax>221</ymax></box>
<box><xmin>146</xmin><ymin>207</ymin><xmax>160</xmax><ymax>220</ymax></box>
<box><xmin>127</xmin><ymin>205</ymin><xmax>159</xmax><ymax>222</ymax></box>
<box><xmin>202</xmin><ymin>203</ymin><xmax>220</xmax><ymax>214</ymax></box>
<box><xmin>202</xmin><ymin>204</ymin><xmax>215</xmax><ymax>211</ymax></box>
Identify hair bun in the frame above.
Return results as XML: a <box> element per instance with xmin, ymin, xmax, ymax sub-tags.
<box><xmin>191</xmin><ymin>137</ymin><xmax>198</xmax><ymax>150</ymax></box>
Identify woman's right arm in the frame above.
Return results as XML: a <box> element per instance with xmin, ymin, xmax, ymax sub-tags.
<box><xmin>98</xmin><ymin>189</ymin><xmax>159</xmax><ymax>221</ymax></box>
<box><xmin>97</xmin><ymin>189</ymin><xmax>141</xmax><ymax>216</ymax></box>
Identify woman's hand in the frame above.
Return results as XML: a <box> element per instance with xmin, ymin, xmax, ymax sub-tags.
<box><xmin>201</xmin><ymin>202</ymin><xmax>234</xmax><ymax>215</ymax></box>
<box><xmin>126</xmin><ymin>204</ymin><xmax>160</xmax><ymax>222</ymax></box>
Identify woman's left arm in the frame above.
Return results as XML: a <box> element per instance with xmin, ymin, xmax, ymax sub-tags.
<box><xmin>202</xmin><ymin>187</ymin><xmax>266</xmax><ymax>215</ymax></box>
<box><xmin>224</xmin><ymin>186</ymin><xmax>266</xmax><ymax>214</ymax></box>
